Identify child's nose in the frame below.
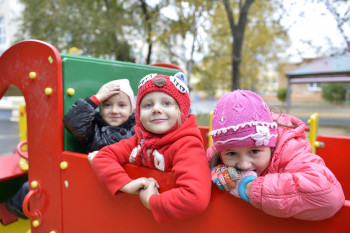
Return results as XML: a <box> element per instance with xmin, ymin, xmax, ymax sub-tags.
<box><xmin>236</xmin><ymin>158</ymin><xmax>252</xmax><ymax>171</ymax></box>
<box><xmin>112</xmin><ymin>105</ymin><xmax>119</xmax><ymax>113</ymax></box>
<box><xmin>152</xmin><ymin>103</ymin><xmax>162</xmax><ymax>113</ymax></box>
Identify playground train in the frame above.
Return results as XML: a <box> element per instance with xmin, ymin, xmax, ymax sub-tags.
<box><xmin>0</xmin><ymin>40</ymin><xmax>349</xmax><ymax>233</ymax></box>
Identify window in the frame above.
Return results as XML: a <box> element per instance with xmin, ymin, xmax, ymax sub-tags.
<box><xmin>0</xmin><ymin>16</ymin><xmax>5</xmax><ymax>46</ymax></box>
<box><xmin>308</xmin><ymin>82</ymin><xmax>321</xmax><ymax>91</ymax></box>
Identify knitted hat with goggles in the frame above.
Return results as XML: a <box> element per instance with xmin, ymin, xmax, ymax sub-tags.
<box><xmin>135</xmin><ymin>72</ymin><xmax>190</xmax><ymax>133</ymax></box>
<box><xmin>209</xmin><ymin>90</ymin><xmax>277</xmax><ymax>153</ymax></box>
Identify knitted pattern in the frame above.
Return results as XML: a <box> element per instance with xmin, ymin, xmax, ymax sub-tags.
<box><xmin>133</xmin><ymin>72</ymin><xmax>190</xmax><ymax>167</ymax></box>
<box><xmin>209</xmin><ymin>90</ymin><xmax>277</xmax><ymax>152</ymax></box>
<box><xmin>100</xmin><ymin>79</ymin><xmax>135</xmax><ymax>109</ymax></box>
<box><xmin>135</xmin><ymin>73</ymin><xmax>190</xmax><ymax>129</ymax></box>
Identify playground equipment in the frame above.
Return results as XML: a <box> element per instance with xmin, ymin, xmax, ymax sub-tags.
<box><xmin>0</xmin><ymin>40</ymin><xmax>349</xmax><ymax>233</ymax></box>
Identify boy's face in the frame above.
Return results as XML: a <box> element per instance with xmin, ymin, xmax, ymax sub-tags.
<box><xmin>220</xmin><ymin>147</ymin><xmax>272</xmax><ymax>176</ymax></box>
<box><xmin>101</xmin><ymin>92</ymin><xmax>132</xmax><ymax>127</ymax></box>
<box><xmin>139</xmin><ymin>92</ymin><xmax>179</xmax><ymax>134</ymax></box>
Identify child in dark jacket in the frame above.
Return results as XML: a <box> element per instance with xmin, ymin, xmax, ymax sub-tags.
<box><xmin>6</xmin><ymin>79</ymin><xmax>136</xmax><ymax>219</ymax></box>
<box><xmin>63</xmin><ymin>79</ymin><xmax>136</xmax><ymax>155</ymax></box>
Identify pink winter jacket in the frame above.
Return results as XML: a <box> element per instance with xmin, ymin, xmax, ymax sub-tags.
<box><xmin>249</xmin><ymin>113</ymin><xmax>345</xmax><ymax>220</ymax></box>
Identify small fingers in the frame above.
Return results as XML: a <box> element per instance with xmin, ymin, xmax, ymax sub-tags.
<box><xmin>146</xmin><ymin>178</ymin><xmax>159</xmax><ymax>195</ymax></box>
<box><xmin>147</xmin><ymin>177</ymin><xmax>159</xmax><ymax>188</ymax></box>
<box><xmin>105</xmin><ymin>84</ymin><xmax>121</xmax><ymax>92</ymax></box>
<box><xmin>87</xmin><ymin>151</ymin><xmax>99</xmax><ymax>164</ymax></box>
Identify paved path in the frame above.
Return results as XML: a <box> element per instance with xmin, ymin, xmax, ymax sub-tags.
<box><xmin>0</xmin><ymin>119</ymin><xmax>19</xmax><ymax>156</ymax></box>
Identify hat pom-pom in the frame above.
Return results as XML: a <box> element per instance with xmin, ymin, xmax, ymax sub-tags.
<box><xmin>174</xmin><ymin>72</ymin><xmax>186</xmax><ymax>83</ymax></box>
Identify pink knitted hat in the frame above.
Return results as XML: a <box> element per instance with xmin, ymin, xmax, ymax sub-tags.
<box><xmin>135</xmin><ymin>72</ymin><xmax>190</xmax><ymax>131</ymax></box>
<box><xmin>209</xmin><ymin>90</ymin><xmax>277</xmax><ymax>153</ymax></box>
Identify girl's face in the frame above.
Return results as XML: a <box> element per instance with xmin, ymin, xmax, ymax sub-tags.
<box><xmin>139</xmin><ymin>92</ymin><xmax>179</xmax><ymax>134</ymax></box>
<box><xmin>101</xmin><ymin>92</ymin><xmax>132</xmax><ymax>127</ymax></box>
<box><xmin>220</xmin><ymin>147</ymin><xmax>272</xmax><ymax>176</ymax></box>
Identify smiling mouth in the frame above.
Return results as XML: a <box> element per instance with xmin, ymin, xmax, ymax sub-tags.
<box><xmin>151</xmin><ymin>119</ymin><xmax>166</xmax><ymax>123</ymax></box>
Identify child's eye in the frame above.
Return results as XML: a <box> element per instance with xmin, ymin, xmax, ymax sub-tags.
<box><xmin>224</xmin><ymin>151</ymin><xmax>237</xmax><ymax>156</ymax></box>
<box><xmin>103</xmin><ymin>103</ymin><xmax>111</xmax><ymax>108</ymax></box>
<box><xmin>249</xmin><ymin>149</ymin><xmax>260</xmax><ymax>155</ymax></box>
<box><xmin>143</xmin><ymin>103</ymin><xmax>153</xmax><ymax>108</ymax></box>
<box><xmin>163</xmin><ymin>101</ymin><xmax>172</xmax><ymax>106</ymax></box>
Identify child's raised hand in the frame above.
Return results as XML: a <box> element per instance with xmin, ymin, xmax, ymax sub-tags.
<box><xmin>120</xmin><ymin>178</ymin><xmax>151</xmax><ymax>195</ymax></box>
<box><xmin>139</xmin><ymin>177</ymin><xmax>159</xmax><ymax>209</ymax></box>
<box><xmin>95</xmin><ymin>83</ymin><xmax>121</xmax><ymax>102</ymax></box>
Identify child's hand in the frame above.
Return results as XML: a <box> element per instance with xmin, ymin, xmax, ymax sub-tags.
<box><xmin>139</xmin><ymin>178</ymin><xmax>159</xmax><ymax>209</ymax></box>
<box><xmin>228</xmin><ymin>168</ymin><xmax>257</xmax><ymax>202</ymax></box>
<box><xmin>87</xmin><ymin>151</ymin><xmax>99</xmax><ymax>164</ymax></box>
<box><xmin>211</xmin><ymin>164</ymin><xmax>237</xmax><ymax>191</ymax></box>
<box><xmin>95</xmin><ymin>83</ymin><xmax>121</xmax><ymax>102</ymax></box>
<box><xmin>211</xmin><ymin>165</ymin><xmax>257</xmax><ymax>202</ymax></box>
<box><xmin>120</xmin><ymin>178</ymin><xmax>151</xmax><ymax>195</ymax></box>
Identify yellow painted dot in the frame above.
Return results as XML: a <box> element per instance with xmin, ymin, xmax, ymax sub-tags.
<box><xmin>45</xmin><ymin>87</ymin><xmax>53</xmax><ymax>96</ymax></box>
<box><xmin>32</xmin><ymin>219</ymin><xmax>40</xmax><ymax>227</ymax></box>
<box><xmin>67</xmin><ymin>88</ymin><xmax>75</xmax><ymax>96</ymax></box>
<box><xmin>31</xmin><ymin>180</ymin><xmax>38</xmax><ymax>189</ymax></box>
<box><xmin>60</xmin><ymin>161</ymin><xmax>68</xmax><ymax>170</ymax></box>
<box><xmin>48</xmin><ymin>56</ymin><xmax>53</xmax><ymax>64</ymax></box>
<box><xmin>29</xmin><ymin>72</ymin><xmax>37</xmax><ymax>79</ymax></box>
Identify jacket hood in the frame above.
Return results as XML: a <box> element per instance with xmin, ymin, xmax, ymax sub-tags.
<box><xmin>272</xmin><ymin>112</ymin><xmax>306</xmax><ymax>154</ymax></box>
<box><xmin>263</xmin><ymin>112</ymin><xmax>307</xmax><ymax>175</ymax></box>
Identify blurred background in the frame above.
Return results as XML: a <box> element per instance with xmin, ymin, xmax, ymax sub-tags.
<box><xmin>0</xmin><ymin>0</ymin><xmax>349</xmax><ymax>154</ymax></box>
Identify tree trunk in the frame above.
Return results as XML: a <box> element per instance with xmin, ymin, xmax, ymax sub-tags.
<box><xmin>140</xmin><ymin>0</ymin><xmax>153</xmax><ymax>64</ymax></box>
<box><xmin>223</xmin><ymin>0</ymin><xmax>255</xmax><ymax>90</ymax></box>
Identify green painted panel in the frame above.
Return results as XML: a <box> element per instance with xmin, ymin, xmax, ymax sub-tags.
<box><xmin>61</xmin><ymin>54</ymin><xmax>180</xmax><ymax>153</ymax></box>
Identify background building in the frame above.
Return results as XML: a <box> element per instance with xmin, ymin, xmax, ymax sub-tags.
<box><xmin>0</xmin><ymin>0</ymin><xmax>22</xmax><ymax>56</ymax></box>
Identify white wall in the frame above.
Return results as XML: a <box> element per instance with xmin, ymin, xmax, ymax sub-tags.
<box><xmin>0</xmin><ymin>0</ymin><xmax>23</xmax><ymax>55</ymax></box>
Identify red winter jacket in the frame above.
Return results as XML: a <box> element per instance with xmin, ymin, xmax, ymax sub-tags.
<box><xmin>91</xmin><ymin>114</ymin><xmax>211</xmax><ymax>223</ymax></box>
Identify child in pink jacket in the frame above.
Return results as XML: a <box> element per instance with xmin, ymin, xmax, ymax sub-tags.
<box><xmin>208</xmin><ymin>90</ymin><xmax>344</xmax><ymax>220</ymax></box>
<box><xmin>91</xmin><ymin>73</ymin><xmax>211</xmax><ymax>223</ymax></box>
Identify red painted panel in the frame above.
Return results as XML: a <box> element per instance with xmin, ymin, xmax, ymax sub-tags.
<box><xmin>0</xmin><ymin>40</ymin><xmax>64</xmax><ymax>232</ymax></box>
<box><xmin>198</xmin><ymin>126</ymin><xmax>209</xmax><ymax>150</ymax></box>
<box><xmin>0</xmin><ymin>154</ymin><xmax>26</xmax><ymax>182</ymax></box>
<box><xmin>316</xmin><ymin>135</ymin><xmax>350</xmax><ymax>199</ymax></box>
<box><xmin>61</xmin><ymin>151</ymin><xmax>350</xmax><ymax>233</ymax></box>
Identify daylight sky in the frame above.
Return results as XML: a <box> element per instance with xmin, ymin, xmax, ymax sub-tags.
<box><xmin>282</xmin><ymin>0</ymin><xmax>348</xmax><ymax>62</ymax></box>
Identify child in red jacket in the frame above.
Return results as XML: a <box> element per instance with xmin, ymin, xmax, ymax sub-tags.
<box><xmin>91</xmin><ymin>73</ymin><xmax>211</xmax><ymax>223</ymax></box>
